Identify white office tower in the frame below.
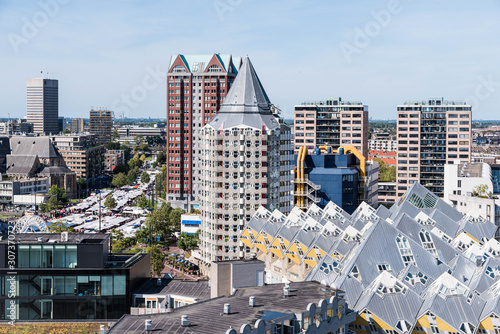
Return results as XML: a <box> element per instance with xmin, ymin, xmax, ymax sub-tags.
<box><xmin>198</xmin><ymin>57</ymin><xmax>293</xmax><ymax>267</ymax></box>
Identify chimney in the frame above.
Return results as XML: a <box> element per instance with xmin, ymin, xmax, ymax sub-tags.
<box><xmin>476</xmin><ymin>255</ymin><xmax>482</xmax><ymax>267</ymax></box>
<box><xmin>181</xmin><ymin>315</ymin><xmax>189</xmax><ymax>327</ymax></box>
<box><xmin>61</xmin><ymin>231</ymin><xmax>68</xmax><ymax>242</ymax></box>
<box><xmin>249</xmin><ymin>296</ymin><xmax>255</xmax><ymax>307</ymax></box>
<box><xmin>224</xmin><ymin>303</ymin><xmax>231</xmax><ymax>314</ymax></box>
<box><xmin>144</xmin><ymin>319</ymin><xmax>152</xmax><ymax>331</ymax></box>
<box><xmin>283</xmin><ymin>285</ymin><xmax>290</xmax><ymax>297</ymax></box>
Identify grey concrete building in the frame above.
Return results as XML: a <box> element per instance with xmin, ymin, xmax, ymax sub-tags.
<box><xmin>27</xmin><ymin>78</ymin><xmax>58</xmax><ymax>135</ymax></box>
<box><xmin>198</xmin><ymin>57</ymin><xmax>293</xmax><ymax>267</ymax></box>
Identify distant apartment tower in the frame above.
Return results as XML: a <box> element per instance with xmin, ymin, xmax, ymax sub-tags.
<box><xmin>294</xmin><ymin>97</ymin><xmax>369</xmax><ymax>157</ymax></box>
<box><xmin>26</xmin><ymin>78</ymin><xmax>58</xmax><ymax>135</ymax></box>
<box><xmin>71</xmin><ymin>118</ymin><xmax>84</xmax><ymax>133</ymax></box>
<box><xmin>89</xmin><ymin>109</ymin><xmax>113</xmax><ymax>145</ymax></box>
<box><xmin>199</xmin><ymin>57</ymin><xmax>293</xmax><ymax>265</ymax></box>
<box><xmin>165</xmin><ymin>54</ymin><xmax>241</xmax><ymax>202</ymax></box>
<box><xmin>396</xmin><ymin>98</ymin><xmax>472</xmax><ymax>198</ymax></box>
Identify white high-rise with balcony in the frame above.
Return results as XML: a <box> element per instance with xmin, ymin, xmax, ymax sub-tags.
<box><xmin>198</xmin><ymin>57</ymin><xmax>293</xmax><ymax>267</ymax></box>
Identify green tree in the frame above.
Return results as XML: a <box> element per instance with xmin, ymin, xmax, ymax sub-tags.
<box><xmin>128</xmin><ymin>166</ymin><xmax>140</xmax><ymax>183</ymax></box>
<box><xmin>177</xmin><ymin>232</ymin><xmax>199</xmax><ymax>253</ymax></box>
<box><xmin>128</xmin><ymin>156</ymin><xmax>143</xmax><ymax>169</ymax></box>
<box><xmin>141</xmin><ymin>172</ymin><xmax>150</xmax><ymax>184</ymax></box>
<box><xmin>104</xmin><ymin>195</ymin><xmax>117</xmax><ymax>209</ymax></box>
<box><xmin>48</xmin><ymin>185</ymin><xmax>68</xmax><ymax>206</ymax></box>
<box><xmin>145</xmin><ymin>203</ymin><xmax>184</xmax><ymax>241</ymax></box>
<box><xmin>46</xmin><ymin>196</ymin><xmax>59</xmax><ymax>212</ymax></box>
<box><xmin>113</xmin><ymin>129</ymin><xmax>120</xmax><ymax>140</ymax></box>
<box><xmin>156</xmin><ymin>150</ymin><xmax>166</xmax><ymax>165</ymax></box>
<box><xmin>134</xmin><ymin>134</ymin><xmax>144</xmax><ymax>146</ymax></box>
<box><xmin>137</xmin><ymin>195</ymin><xmax>148</xmax><ymax>208</ymax></box>
<box><xmin>49</xmin><ymin>221</ymin><xmax>75</xmax><ymax>233</ymax></box>
<box><xmin>113</xmin><ymin>163</ymin><xmax>129</xmax><ymax>175</ymax></box>
<box><xmin>106</xmin><ymin>141</ymin><xmax>121</xmax><ymax>150</ymax></box>
<box><xmin>138</xmin><ymin>142</ymin><xmax>150</xmax><ymax>152</ymax></box>
<box><xmin>112</xmin><ymin>172</ymin><xmax>129</xmax><ymax>188</ymax></box>
<box><xmin>374</xmin><ymin>159</ymin><xmax>396</xmax><ymax>182</ymax></box>
<box><xmin>111</xmin><ymin>228</ymin><xmax>125</xmax><ymax>252</ymax></box>
<box><xmin>145</xmin><ymin>245</ymin><xmax>165</xmax><ymax>277</ymax></box>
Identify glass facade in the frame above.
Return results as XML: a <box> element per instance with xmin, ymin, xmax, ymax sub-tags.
<box><xmin>0</xmin><ymin>275</ymin><xmax>126</xmax><ymax>320</ymax></box>
<box><xmin>18</xmin><ymin>245</ymin><xmax>77</xmax><ymax>268</ymax></box>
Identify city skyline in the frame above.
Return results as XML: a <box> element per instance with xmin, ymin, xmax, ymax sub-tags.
<box><xmin>1</xmin><ymin>1</ymin><xmax>499</xmax><ymax>120</ymax></box>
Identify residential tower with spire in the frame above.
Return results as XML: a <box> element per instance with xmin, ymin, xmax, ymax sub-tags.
<box><xmin>198</xmin><ymin>57</ymin><xmax>293</xmax><ymax>266</ymax></box>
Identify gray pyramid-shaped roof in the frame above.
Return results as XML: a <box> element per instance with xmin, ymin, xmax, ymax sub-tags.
<box><xmin>207</xmin><ymin>57</ymin><xmax>280</xmax><ymax>131</ymax></box>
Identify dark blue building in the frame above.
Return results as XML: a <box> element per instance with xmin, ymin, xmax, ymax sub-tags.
<box><xmin>295</xmin><ymin>151</ymin><xmax>364</xmax><ymax>214</ymax></box>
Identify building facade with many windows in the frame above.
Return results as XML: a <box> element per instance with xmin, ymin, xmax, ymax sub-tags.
<box><xmin>26</xmin><ymin>78</ymin><xmax>58</xmax><ymax>135</ymax></box>
<box><xmin>0</xmin><ymin>233</ymin><xmax>150</xmax><ymax>320</ymax></box>
<box><xmin>294</xmin><ymin>97</ymin><xmax>369</xmax><ymax>157</ymax></box>
<box><xmin>396</xmin><ymin>98</ymin><xmax>471</xmax><ymax>197</ymax></box>
<box><xmin>165</xmin><ymin>54</ymin><xmax>241</xmax><ymax>203</ymax></box>
<box><xmin>89</xmin><ymin>109</ymin><xmax>113</xmax><ymax>146</ymax></box>
<box><xmin>198</xmin><ymin>57</ymin><xmax>293</xmax><ymax>267</ymax></box>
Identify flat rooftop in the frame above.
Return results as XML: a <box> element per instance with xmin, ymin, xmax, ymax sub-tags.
<box><xmin>0</xmin><ymin>233</ymin><xmax>110</xmax><ymax>245</ymax></box>
<box><xmin>457</xmin><ymin>163</ymin><xmax>483</xmax><ymax>178</ymax></box>
<box><xmin>109</xmin><ymin>281</ymin><xmax>341</xmax><ymax>334</ymax></box>
<box><xmin>134</xmin><ymin>278</ymin><xmax>210</xmax><ymax>300</ymax></box>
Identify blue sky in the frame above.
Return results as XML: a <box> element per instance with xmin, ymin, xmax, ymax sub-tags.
<box><xmin>1</xmin><ymin>0</ymin><xmax>499</xmax><ymax>120</ymax></box>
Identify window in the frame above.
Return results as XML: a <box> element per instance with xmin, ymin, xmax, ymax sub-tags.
<box><xmin>419</xmin><ymin>230</ymin><xmax>438</xmax><ymax>257</ymax></box>
<box><xmin>351</xmin><ymin>265</ymin><xmax>361</xmax><ymax>281</ymax></box>
<box><xmin>377</xmin><ymin>264</ymin><xmax>391</xmax><ymax>272</ymax></box>
<box><xmin>396</xmin><ymin>235</ymin><xmax>416</xmax><ymax>266</ymax></box>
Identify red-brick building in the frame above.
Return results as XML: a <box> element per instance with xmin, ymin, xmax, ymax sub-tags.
<box><xmin>166</xmin><ymin>54</ymin><xmax>241</xmax><ymax>202</ymax></box>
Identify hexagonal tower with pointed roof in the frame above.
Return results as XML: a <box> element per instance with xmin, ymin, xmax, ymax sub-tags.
<box><xmin>198</xmin><ymin>57</ymin><xmax>293</xmax><ymax>266</ymax></box>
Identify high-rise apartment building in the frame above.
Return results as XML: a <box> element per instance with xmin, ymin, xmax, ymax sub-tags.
<box><xmin>198</xmin><ymin>57</ymin><xmax>293</xmax><ymax>266</ymax></box>
<box><xmin>89</xmin><ymin>109</ymin><xmax>113</xmax><ymax>145</ymax></box>
<box><xmin>26</xmin><ymin>78</ymin><xmax>58</xmax><ymax>135</ymax></box>
<box><xmin>165</xmin><ymin>54</ymin><xmax>241</xmax><ymax>203</ymax></box>
<box><xmin>71</xmin><ymin>118</ymin><xmax>84</xmax><ymax>133</ymax></box>
<box><xmin>396</xmin><ymin>97</ymin><xmax>472</xmax><ymax>198</ymax></box>
<box><xmin>293</xmin><ymin>97</ymin><xmax>369</xmax><ymax>157</ymax></box>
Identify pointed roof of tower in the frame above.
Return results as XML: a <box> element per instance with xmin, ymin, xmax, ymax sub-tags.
<box><xmin>218</xmin><ymin>56</ymin><xmax>271</xmax><ymax>114</ymax></box>
<box><xmin>207</xmin><ymin>57</ymin><xmax>280</xmax><ymax>131</ymax></box>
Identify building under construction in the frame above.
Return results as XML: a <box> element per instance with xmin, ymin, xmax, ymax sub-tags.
<box><xmin>294</xmin><ymin>146</ymin><xmax>378</xmax><ymax>213</ymax></box>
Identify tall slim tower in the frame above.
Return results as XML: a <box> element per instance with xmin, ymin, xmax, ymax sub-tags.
<box><xmin>199</xmin><ymin>57</ymin><xmax>293</xmax><ymax>267</ymax></box>
<box><xmin>396</xmin><ymin>97</ymin><xmax>472</xmax><ymax>198</ymax></box>
<box><xmin>165</xmin><ymin>54</ymin><xmax>241</xmax><ymax>204</ymax></box>
<box><xmin>89</xmin><ymin>109</ymin><xmax>113</xmax><ymax>145</ymax></box>
<box><xmin>27</xmin><ymin>78</ymin><xmax>58</xmax><ymax>135</ymax></box>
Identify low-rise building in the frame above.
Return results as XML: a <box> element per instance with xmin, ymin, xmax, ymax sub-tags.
<box><xmin>109</xmin><ymin>281</ymin><xmax>356</xmax><ymax>334</ymax></box>
<box><xmin>0</xmin><ymin>233</ymin><xmax>150</xmax><ymax>320</ymax></box>
<box><xmin>50</xmin><ymin>133</ymin><xmax>105</xmax><ymax>186</ymax></box>
<box><xmin>116</xmin><ymin>125</ymin><xmax>165</xmax><ymax>142</ymax></box>
<box><xmin>368</xmin><ymin>138</ymin><xmax>397</xmax><ymax>151</ymax></box>
<box><xmin>105</xmin><ymin>149</ymin><xmax>124</xmax><ymax>172</ymax></box>
<box><xmin>131</xmin><ymin>278</ymin><xmax>210</xmax><ymax>314</ymax></box>
<box><xmin>180</xmin><ymin>213</ymin><xmax>201</xmax><ymax>235</ymax></box>
<box><xmin>0</xmin><ymin>177</ymin><xmax>49</xmax><ymax>209</ymax></box>
<box><xmin>444</xmin><ymin>161</ymin><xmax>500</xmax><ymax>236</ymax></box>
<box><xmin>378</xmin><ymin>181</ymin><xmax>397</xmax><ymax>206</ymax></box>
<box><xmin>5</xmin><ymin>136</ymin><xmax>76</xmax><ymax>198</ymax></box>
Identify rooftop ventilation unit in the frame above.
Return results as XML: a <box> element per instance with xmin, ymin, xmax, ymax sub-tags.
<box><xmin>145</xmin><ymin>319</ymin><xmax>152</xmax><ymax>331</ymax></box>
<box><xmin>249</xmin><ymin>296</ymin><xmax>255</xmax><ymax>307</ymax></box>
<box><xmin>181</xmin><ymin>315</ymin><xmax>189</xmax><ymax>327</ymax></box>
<box><xmin>224</xmin><ymin>303</ymin><xmax>231</xmax><ymax>314</ymax></box>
